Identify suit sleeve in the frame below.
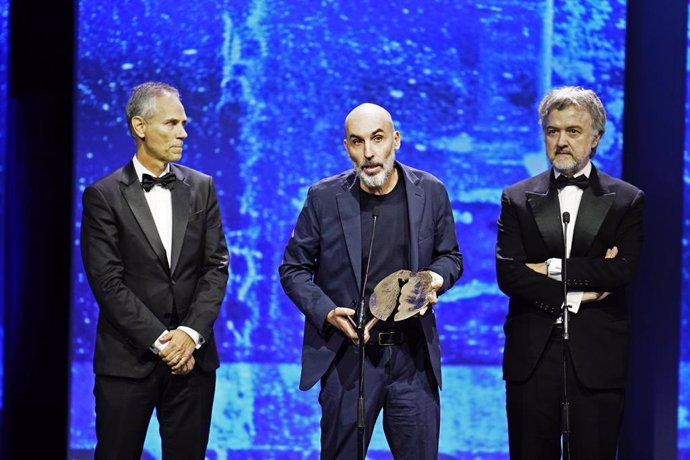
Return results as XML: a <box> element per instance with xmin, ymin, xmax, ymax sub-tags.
<box><xmin>80</xmin><ymin>185</ymin><xmax>167</xmax><ymax>355</ymax></box>
<box><xmin>566</xmin><ymin>189</ymin><xmax>645</xmax><ymax>292</ymax></box>
<box><xmin>180</xmin><ymin>176</ymin><xmax>229</xmax><ymax>340</ymax></box>
<box><xmin>425</xmin><ymin>185</ymin><xmax>463</xmax><ymax>295</ymax></box>
<box><xmin>279</xmin><ymin>188</ymin><xmax>337</xmax><ymax>335</ymax></box>
<box><xmin>495</xmin><ymin>189</ymin><xmax>564</xmax><ymax>315</ymax></box>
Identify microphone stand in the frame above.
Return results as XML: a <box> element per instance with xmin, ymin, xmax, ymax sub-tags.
<box><xmin>561</xmin><ymin>211</ymin><xmax>571</xmax><ymax>460</ymax></box>
<box><xmin>357</xmin><ymin>207</ymin><xmax>379</xmax><ymax>460</ymax></box>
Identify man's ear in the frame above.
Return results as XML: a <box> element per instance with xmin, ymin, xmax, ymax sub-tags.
<box><xmin>393</xmin><ymin>130</ymin><xmax>401</xmax><ymax>149</ymax></box>
<box><xmin>591</xmin><ymin>132</ymin><xmax>602</xmax><ymax>150</ymax></box>
<box><xmin>131</xmin><ymin>116</ymin><xmax>146</xmax><ymax>139</ymax></box>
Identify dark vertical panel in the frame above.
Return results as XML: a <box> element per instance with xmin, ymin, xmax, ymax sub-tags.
<box><xmin>1</xmin><ymin>0</ymin><xmax>74</xmax><ymax>458</ymax></box>
<box><xmin>0</xmin><ymin>0</ymin><xmax>9</xmax><ymax>417</ymax></box>
<box><xmin>620</xmin><ymin>0</ymin><xmax>686</xmax><ymax>458</ymax></box>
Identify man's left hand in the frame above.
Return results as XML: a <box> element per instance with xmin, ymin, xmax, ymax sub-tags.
<box><xmin>581</xmin><ymin>246</ymin><xmax>618</xmax><ymax>303</ymax></box>
<box><xmin>419</xmin><ymin>270</ymin><xmax>444</xmax><ymax>316</ymax></box>
<box><xmin>159</xmin><ymin>329</ymin><xmax>196</xmax><ymax>372</ymax></box>
<box><xmin>171</xmin><ymin>355</ymin><xmax>195</xmax><ymax>376</ymax></box>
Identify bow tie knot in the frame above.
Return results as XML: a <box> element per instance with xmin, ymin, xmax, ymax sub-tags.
<box><xmin>141</xmin><ymin>172</ymin><xmax>176</xmax><ymax>192</ymax></box>
<box><xmin>554</xmin><ymin>174</ymin><xmax>589</xmax><ymax>190</ymax></box>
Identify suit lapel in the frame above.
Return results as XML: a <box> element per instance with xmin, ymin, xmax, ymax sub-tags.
<box><xmin>402</xmin><ymin>165</ymin><xmax>424</xmax><ymax>271</ymax></box>
<box><xmin>527</xmin><ymin>172</ymin><xmax>563</xmax><ymax>256</ymax></box>
<box><xmin>337</xmin><ymin>174</ymin><xmax>362</xmax><ymax>290</ymax></box>
<box><xmin>570</xmin><ymin>167</ymin><xmax>615</xmax><ymax>256</ymax></box>
<box><xmin>169</xmin><ymin>165</ymin><xmax>190</xmax><ymax>275</ymax></box>
<box><xmin>336</xmin><ymin>164</ymin><xmax>425</xmax><ymax>283</ymax></box>
<box><xmin>119</xmin><ymin>162</ymin><xmax>170</xmax><ymax>274</ymax></box>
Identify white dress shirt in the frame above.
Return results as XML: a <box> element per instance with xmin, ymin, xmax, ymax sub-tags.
<box><xmin>545</xmin><ymin>161</ymin><xmax>593</xmax><ymax>314</ymax></box>
<box><xmin>132</xmin><ymin>155</ymin><xmax>203</xmax><ymax>352</ymax></box>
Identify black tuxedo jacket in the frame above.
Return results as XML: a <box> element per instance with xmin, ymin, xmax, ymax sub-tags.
<box><xmin>279</xmin><ymin>162</ymin><xmax>463</xmax><ymax>390</ymax></box>
<box><xmin>496</xmin><ymin>165</ymin><xmax>644</xmax><ymax>389</ymax></box>
<box><xmin>81</xmin><ymin>161</ymin><xmax>229</xmax><ymax>378</ymax></box>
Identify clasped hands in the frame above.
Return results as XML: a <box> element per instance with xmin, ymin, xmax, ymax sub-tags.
<box><xmin>158</xmin><ymin>329</ymin><xmax>196</xmax><ymax>375</ymax></box>
<box><xmin>525</xmin><ymin>246</ymin><xmax>618</xmax><ymax>303</ymax></box>
<box><xmin>326</xmin><ymin>270</ymin><xmax>443</xmax><ymax>345</ymax></box>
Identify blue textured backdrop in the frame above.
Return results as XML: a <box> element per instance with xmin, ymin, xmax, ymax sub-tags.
<box><xmin>680</xmin><ymin>4</ymin><xmax>690</xmax><ymax>456</ymax></box>
<box><xmin>70</xmin><ymin>1</ymin><xmax>626</xmax><ymax>458</ymax></box>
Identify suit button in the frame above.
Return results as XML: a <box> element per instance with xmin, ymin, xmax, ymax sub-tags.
<box><xmin>171</xmin><ymin>280</ymin><xmax>176</xmax><ymax>286</ymax></box>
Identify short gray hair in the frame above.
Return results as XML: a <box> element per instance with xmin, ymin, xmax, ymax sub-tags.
<box><xmin>125</xmin><ymin>82</ymin><xmax>180</xmax><ymax>139</ymax></box>
<box><xmin>538</xmin><ymin>86</ymin><xmax>606</xmax><ymax>156</ymax></box>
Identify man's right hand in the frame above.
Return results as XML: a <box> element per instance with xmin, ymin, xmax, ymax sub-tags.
<box><xmin>327</xmin><ymin>307</ymin><xmax>368</xmax><ymax>344</ymax></box>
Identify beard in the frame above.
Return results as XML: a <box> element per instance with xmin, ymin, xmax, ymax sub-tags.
<box><xmin>353</xmin><ymin>150</ymin><xmax>396</xmax><ymax>190</ymax></box>
<box><xmin>550</xmin><ymin>152</ymin><xmax>589</xmax><ymax>177</ymax></box>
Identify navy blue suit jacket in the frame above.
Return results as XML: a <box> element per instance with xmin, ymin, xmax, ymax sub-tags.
<box><xmin>496</xmin><ymin>165</ymin><xmax>644</xmax><ymax>389</ymax></box>
<box><xmin>280</xmin><ymin>162</ymin><xmax>463</xmax><ymax>390</ymax></box>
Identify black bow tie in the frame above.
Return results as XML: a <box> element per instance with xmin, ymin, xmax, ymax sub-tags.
<box><xmin>141</xmin><ymin>172</ymin><xmax>176</xmax><ymax>192</ymax></box>
<box><xmin>554</xmin><ymin>174</ymin><xmax>589</xmax><ymax>190</ymax></box>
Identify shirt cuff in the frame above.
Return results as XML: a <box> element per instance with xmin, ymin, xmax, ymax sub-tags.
<box><xmin>178</xmin><ymin>326</ymin><xmax>204</xmax><ymax>349</ymax></box>
<box><xmin>545</xmin><ymin>258</ymin><xmax>562</xmax><ymax>281</ymax></box>
<box><xmin>547</xmin><ymin>258</ymin><xmax>583</xmax><ymax>314</ymax></box>
<box><xmin>149</xmin><ymin>330</ymin><xmax>170</xmax><ymax>355</ymax></box>
<box><xmin>565</xmin><ymin>291</ymin><xmax>583</xmax><ymax>314</ymax></box>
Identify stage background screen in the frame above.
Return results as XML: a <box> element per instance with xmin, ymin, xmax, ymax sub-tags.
<box><xmin>70</xmin><ymin>1</ymin><xmax>626</xmax><ymax>458</ymax></box>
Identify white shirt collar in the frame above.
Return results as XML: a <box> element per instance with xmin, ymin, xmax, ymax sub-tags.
<box><xmin>132</xmin><ymin>154</ymin><xmax>170</xmax><ymax>181</ymax></box>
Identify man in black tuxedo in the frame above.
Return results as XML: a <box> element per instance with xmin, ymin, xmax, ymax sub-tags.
<box><xmin>280</xmin><ymin>103</ymin><xmax>463</xmax><ymax>459</ymax></box>
<box><xmin>81</xmin><ymin>82</ymin><xmax>229</xmax><ymax>460</ymax></box>
<box><xmin>496</xmin><ymin>86</ymin><xmax>645</xmax><ymax>459</ymax></box>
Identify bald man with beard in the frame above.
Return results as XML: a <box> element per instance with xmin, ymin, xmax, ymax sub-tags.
<box><xmin>280</xmin><ymin>103</ymin><xmax>463</xmax><ymax>459</ymax></box>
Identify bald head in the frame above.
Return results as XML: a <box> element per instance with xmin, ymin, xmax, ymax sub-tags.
<box><xmin>344</xmin><ymin>103</ymin><xmax>396</xmax><ymax>134</ymax></box>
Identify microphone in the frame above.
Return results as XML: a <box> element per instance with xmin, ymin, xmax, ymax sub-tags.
<box><xmin>357</xmin><ymin>207</ymin><xmax>380</xmax><ymax>330</ymax></box>
<box><xmin>561</xmin><ymin>211</ymin><xmax>570</xmax><ymax>340</ymax></box>
<box><xmin>560</xmin><ymin>212</ymin><xmax>572</xmax><ymax>458</ymax></box>
<box><xmin>356</xmin><ymin>206</ymin><xmax>379</xmax><ymax>460</ymax></box>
